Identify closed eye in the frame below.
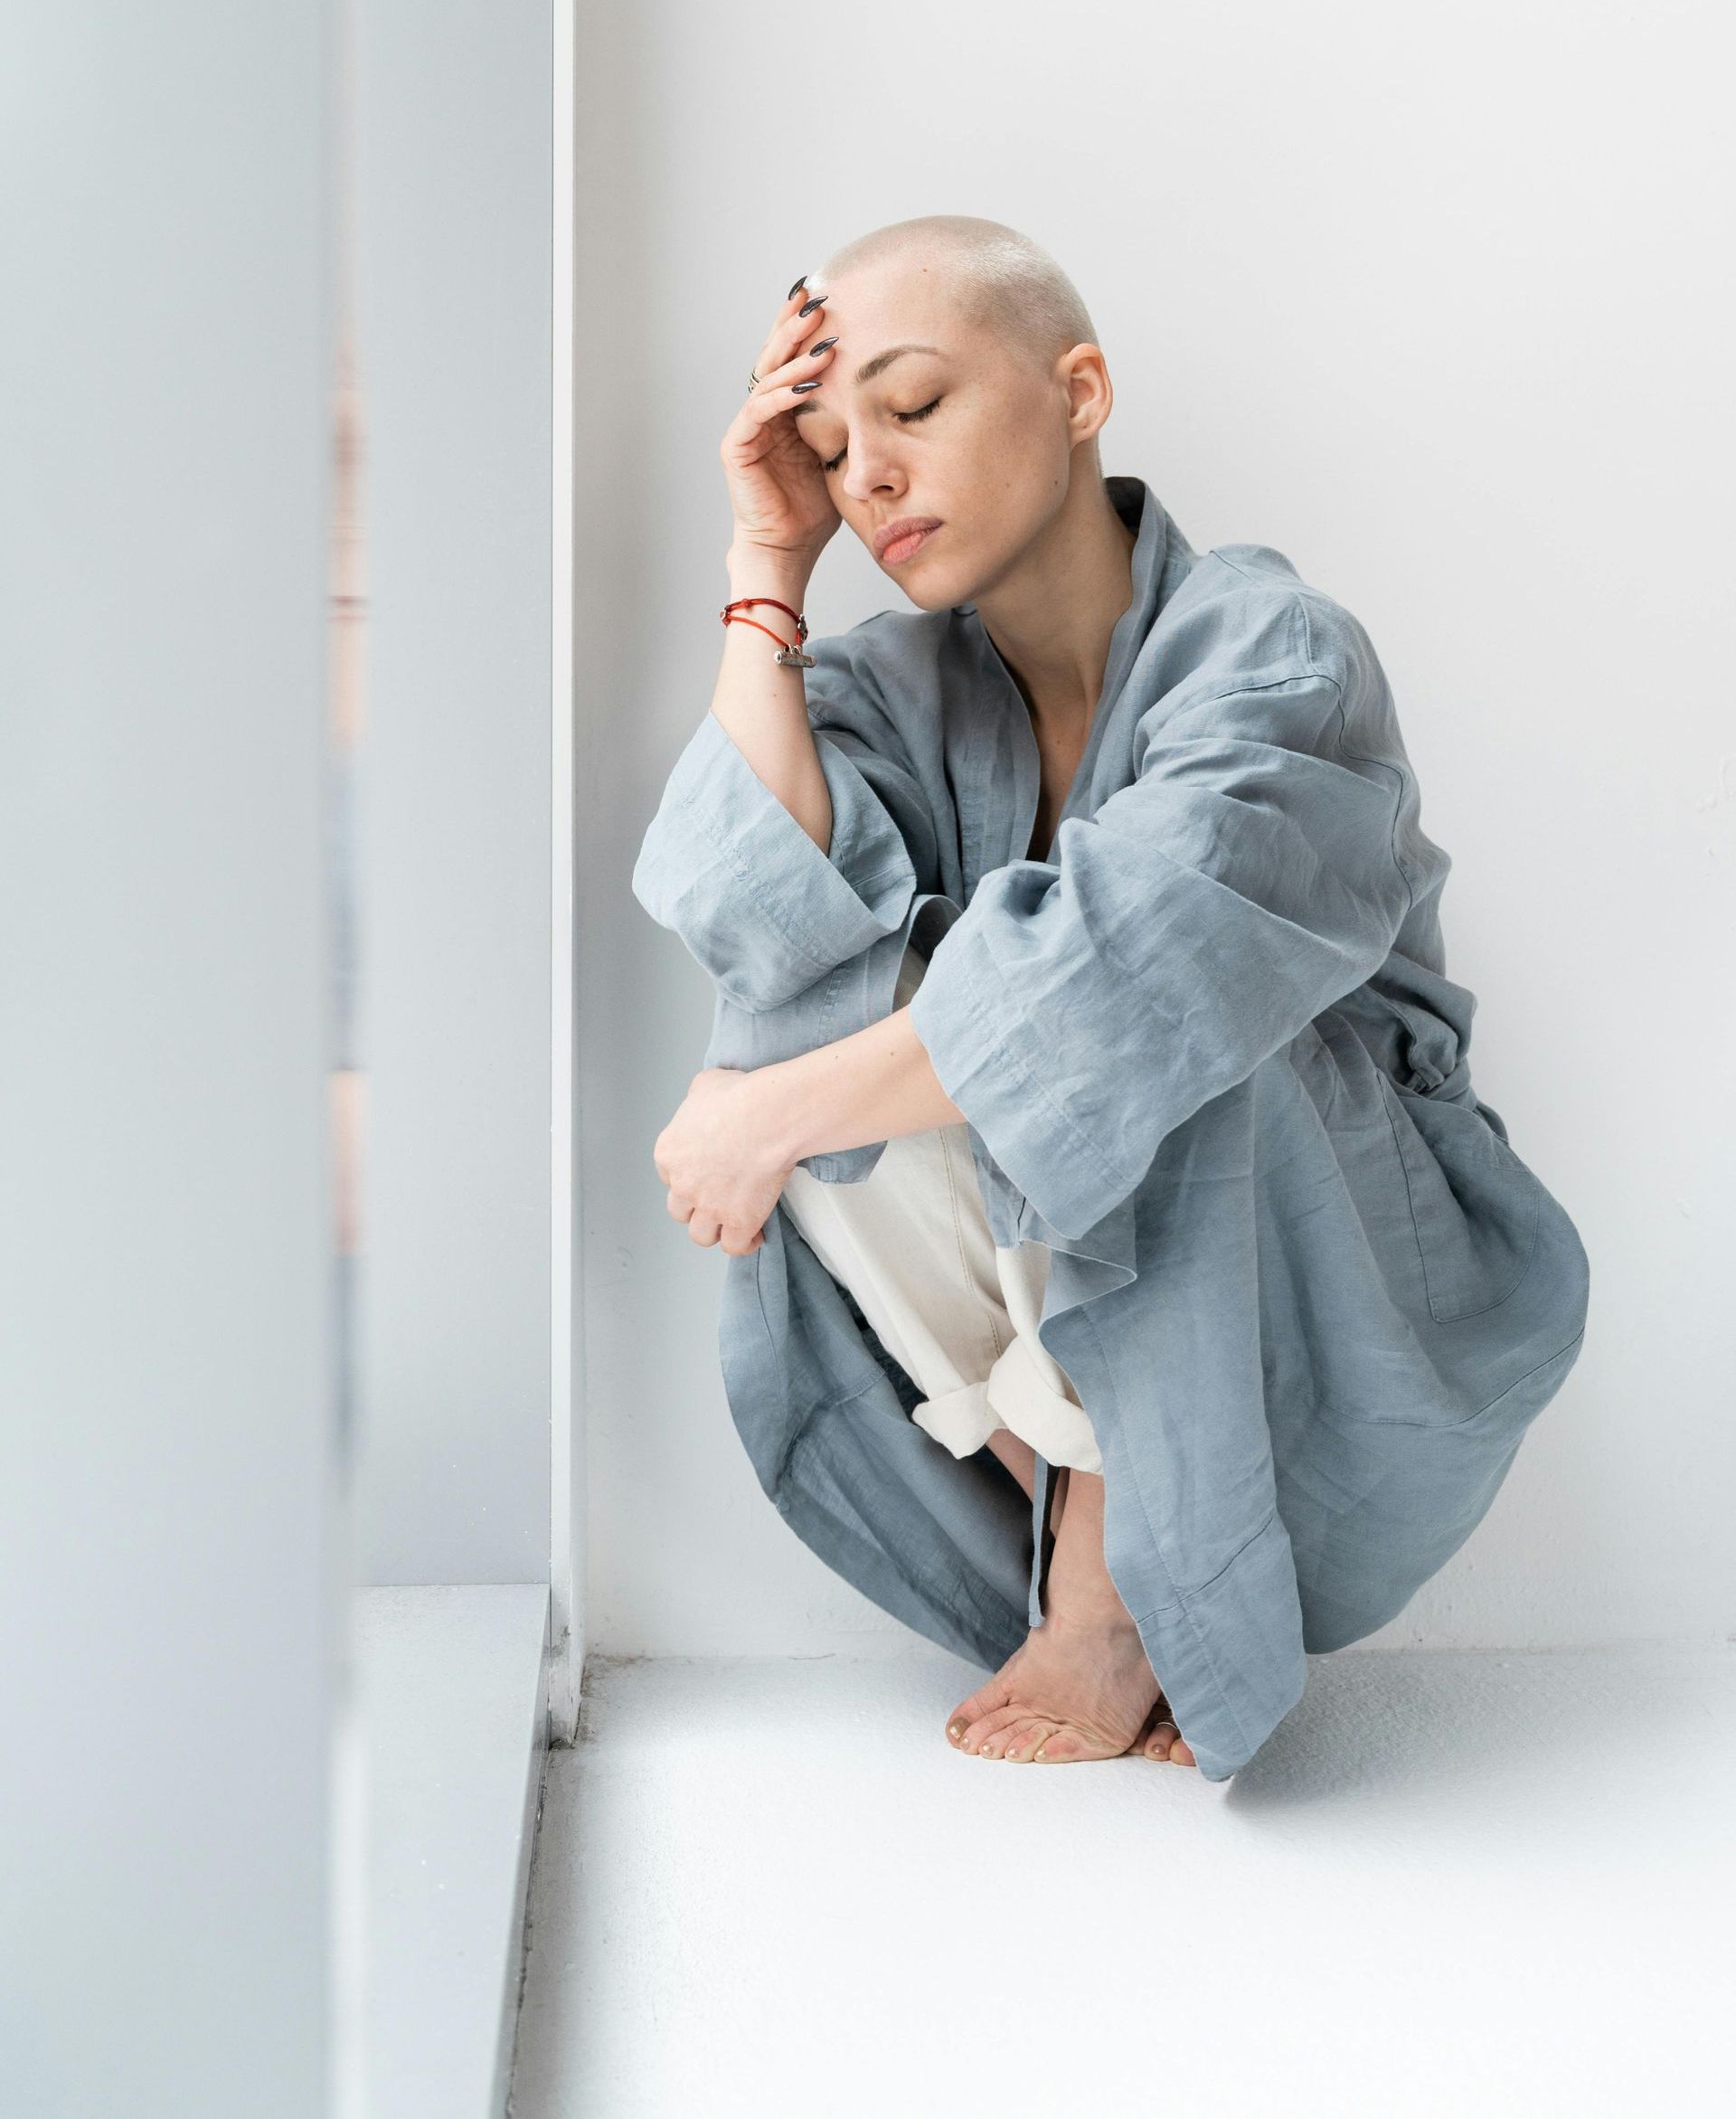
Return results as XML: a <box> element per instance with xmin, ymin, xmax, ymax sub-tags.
<box><xmin>819</xmin><ymin>397</ymin><xmax>942</xmax><ymax>475</ymax></box>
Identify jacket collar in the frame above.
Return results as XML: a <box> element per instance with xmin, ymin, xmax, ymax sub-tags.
<box><xmin>1099</xmin><ymin>474</ymin><xmax>1172</xmax><ymax>709</ymax></box>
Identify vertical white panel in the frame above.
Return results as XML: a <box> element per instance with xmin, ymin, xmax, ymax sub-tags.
<box><xmin>349</xmin><ymin>0</ymin><xmax>554</xmax><ymax>1588</ymax></box>
<box><xmin>0</xmin><ymin>6</ymin><xmax>338</xmax><ymax>2114</ymax></box>
<box><xmin>550</xmin><ymin>0</ymin><xmax>583</xmax><ymax>1737</ymax></box>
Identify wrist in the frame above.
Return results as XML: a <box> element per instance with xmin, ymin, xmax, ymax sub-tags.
<box><xmin>725</xmin><ymin>543</ymin><xmax>816</xmax><ymax>601</ymax></box>
<box><xmin>748</xmin><ymin>1054</ymin><xmax>819</xmax><ymax>1171</ymax></box>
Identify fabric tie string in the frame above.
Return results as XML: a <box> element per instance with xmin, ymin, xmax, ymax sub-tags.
<box><xmin>1028</xmin><ymin>1452</ymin><xmax>1056</xmax><ymax>1629</ymax></box>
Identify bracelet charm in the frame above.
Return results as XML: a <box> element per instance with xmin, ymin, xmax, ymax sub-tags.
<box><xmin>721</xmin><ymin>593</ymin><xmax>813</xmax><ymax>666</ymax></box>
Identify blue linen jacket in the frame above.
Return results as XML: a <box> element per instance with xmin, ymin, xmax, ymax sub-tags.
<box><xmin>631</xmin><ymin>474</ymin><xmax>1591</xmax><ymax>1781</ymax></box>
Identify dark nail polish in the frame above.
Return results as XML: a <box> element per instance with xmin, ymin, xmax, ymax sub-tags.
<box><xmin>809</xmin><ymin>335</ymin><xmax>838</xmax><ymax>355</ymax></box>
<box><xmin>797</xmin><ymin>293</ymin><xmax>827</xmax><ymax>317</ymax></box>
<box><xmin>790</xmin><ymin>379</ymin><xmax>823</xmax><ymax>393</ymax></box>
<box><xmin>788</xmin><ymin>274</ymin><xmax>807</xmax><ymax>299</ymax></box>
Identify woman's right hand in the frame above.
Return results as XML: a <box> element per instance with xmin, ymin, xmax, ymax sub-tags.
<box><xmin>721</xmin><ymin>284</ymin><xmax>842</xmax><ymax>568</ymax></box>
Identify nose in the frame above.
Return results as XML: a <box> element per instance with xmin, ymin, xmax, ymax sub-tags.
<box><xmin>839</xmin><ymin>437</ymin><xmax>904</xmax><ymax>504</ymax></box>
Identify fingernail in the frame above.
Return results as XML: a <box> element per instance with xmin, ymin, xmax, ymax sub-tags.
<box><xmin>790</xmin><ymin>378</ymin><xmax>822</xmax><ymax>393</ymax></box>
<box><xmin>797</xmin><ymin>292</ymin><xmax>827</xmax><ymax>317</ymax></box>
<box><xmin>809</xmin><ymin>335</ymin><xmax>838</xmax><ymax>355</ymax></box>
<box><xmin>788</xmin><ymin>273</ymin><xmax>807</xmax><ymax>299</ymax></box>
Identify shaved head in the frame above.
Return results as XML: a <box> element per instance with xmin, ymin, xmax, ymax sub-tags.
<box><xmin>816</xmin><ymin>216</ymin><xmax>1099</xmax><ymax>384</ymax></box>
<box><xmin>790</xmin><ymin>215</ymin><xmax>1124</xmax><ymax>598</ymax></box>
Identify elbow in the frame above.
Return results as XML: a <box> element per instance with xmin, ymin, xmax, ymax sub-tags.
<box><xmin>709</xmin><ymin>953</ymin><xmax>826</xmax><ymax>1014</ymax></box>
<box><xmin>636</xmin><ymin>880</ymin><xmax>830</xmax><ymax>1014</ymax></box>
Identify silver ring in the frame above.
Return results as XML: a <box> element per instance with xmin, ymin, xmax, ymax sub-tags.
<box><xmin>747</xmin><ymin>368</ymin><xmax>760</xmax><ymax>393</ymax></box>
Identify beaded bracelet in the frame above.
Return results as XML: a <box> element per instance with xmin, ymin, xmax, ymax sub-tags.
<box><xmin>720</xmin><ymin>594</ymin><xmax>816</xmax><ymax>667</ymax></box>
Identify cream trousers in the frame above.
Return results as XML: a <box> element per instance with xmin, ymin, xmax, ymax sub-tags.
<box><xmin>778</xmin><ymin>942</ymin><xmax>1104</xmax><ymax>1476</ymax></box>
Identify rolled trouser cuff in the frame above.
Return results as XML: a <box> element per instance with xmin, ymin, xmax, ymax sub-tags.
<box><xmin>986</xmin><ymin>1333</ymin><xmax>1103</xmax><ymax>1474</ymax></box>
<box><xmin>910</xmin><ymin>1377</ymin><xmax>1005</xmax><ymax>1460</ymax></box>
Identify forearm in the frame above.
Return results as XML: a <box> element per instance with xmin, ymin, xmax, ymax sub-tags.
<box><xmin>711</xmin><ymin>545</ymin><xmax>832</xmax><ymax>855</ymax></box>
<box><xmin>754</xmin><ymin>1002</ymin><xmax>966</xmax><ymax>1166</ymax></box>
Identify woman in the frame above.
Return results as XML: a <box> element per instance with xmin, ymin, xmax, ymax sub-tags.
<box><xmin>632</xmin><ymin>215</ymin><xmax>1591</xmax><ymax>1781</ymax></box>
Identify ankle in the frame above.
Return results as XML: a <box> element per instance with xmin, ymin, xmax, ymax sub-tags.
<box><xmin>1042</xmin><ymin>1560</ymin><xmax>1135</xmax><ymax>1631</ymax></box>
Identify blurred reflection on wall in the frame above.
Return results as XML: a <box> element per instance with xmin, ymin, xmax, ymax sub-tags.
<box><xmin>329</xmin><ymin>323</ymin><xmax>366</xmax><ymax>1473</ymax></box>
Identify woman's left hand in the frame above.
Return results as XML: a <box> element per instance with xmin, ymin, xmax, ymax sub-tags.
<box><xmin>653</xmin><ymin>1066</ymin><xmax>796</xmax><ymax>1257</ymax></box>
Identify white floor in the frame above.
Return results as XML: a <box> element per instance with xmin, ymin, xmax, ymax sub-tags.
<box><xmin>507</xmin><ymin>1642</ymin><xmax>1733</xmax><ymax>2117</ymax></box>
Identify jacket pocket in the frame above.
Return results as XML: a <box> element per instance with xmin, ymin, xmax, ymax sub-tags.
<box><xmin>1376</xmin><ymin>1075</ymin><xmax>1543</xmax><ymax>1324</ymax></box>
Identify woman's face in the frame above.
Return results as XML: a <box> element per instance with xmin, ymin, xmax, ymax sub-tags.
<box><xmin>791</xmin><ymin>258</ymin><xmax>1086</xmax><ymax>611</ymax></box>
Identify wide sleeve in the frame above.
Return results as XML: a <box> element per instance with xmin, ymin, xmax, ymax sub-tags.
<box><xmin>905</xmin><ymin>668</ymin><xmax>1415</xmax><ymax>1240</ymax></box>
<box><xmin>629</xmin><ymin>629</ymin><xmax>935</xmax><ymax>1013</ymax></box>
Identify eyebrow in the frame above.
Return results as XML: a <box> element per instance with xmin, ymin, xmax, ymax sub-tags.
<box><xmin>788</xmin><ymin>342</ymin><xmax>947</xmax><ymax>416</ymax></box>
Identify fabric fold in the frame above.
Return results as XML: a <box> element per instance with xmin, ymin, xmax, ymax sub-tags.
<box><xmin>905</xmin><ymin>667</ymin><xmax>1417</xmax><ymax>1242</ymax></box>
<box><xmin>630</xmin><ymin>708</ymin><xmax>921</xmax><ymax>1014</ymax></box>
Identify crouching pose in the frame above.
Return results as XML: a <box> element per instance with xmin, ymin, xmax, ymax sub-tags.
<box><xmin>632</xmin><ymin>215</ymin><xmax>1591</xmax><ymax>1782</ymax></box>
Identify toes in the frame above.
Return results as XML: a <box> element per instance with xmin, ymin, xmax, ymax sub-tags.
<box><xmin>1031</xmin><ymin>1722</ymin><xmax>1135</xmax><ymax>1762</ymax></box>
<box><xmin>1031</xmin><ymin>1726</ymin><xmax>1092</xmax><ymax>1762</ymax></box>
<box><xmin>1128</xmin><ymin>1698</ymin><xmax>1166</xmax><ymax>1754</ymax></box>
<box><xmin>960</xmin><ymin>1705</ymin><xmax>1026</xmax><ymax>1755</ymax></box>
<box><xmin>991</xmin><ymin>1717</ymin><xmax>1056</xmax><ymax>1763</ymax></box>
<box><xmin>1133</xmin><ymin>1689</ymin><xmax>1197</xmax><ymax>1769</ymax></box>
<box><xmin>1144</xmin><ymin>1717</ymin><xmax>1196</xmax><ymax>1767</ymax></box>
<box><xmin>946</xmin><ymin>1679</ymin><xmax>1012</xmax><ymax>1747</ymax></box>
<box><xmin>949</xmin><ymin>1688</ymin><xmax>1184</xmax><ymax>1765</ymax></box>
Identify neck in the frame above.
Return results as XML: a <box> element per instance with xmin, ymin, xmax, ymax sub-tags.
<box><xmin>969</xmin><ymin>472</ymin><xmax>1138</xmax><ymax>747</ymax></box>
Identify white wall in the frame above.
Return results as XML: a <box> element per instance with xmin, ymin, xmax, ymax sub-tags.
<box><xmin>0</xmin><ymin>8</ymin><xmax>337</xmax><ymax>2111</ymax></box>
<box><xmin>586</xmin><ymin>1</ymin><xmax>1733</xmax><ymax>1656</ymax></box>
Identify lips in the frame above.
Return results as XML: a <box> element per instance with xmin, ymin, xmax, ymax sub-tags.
<box><xmin>873</xmin><ymin>515</ymin><xmax>943</xmax><ymax>561</ymax></box>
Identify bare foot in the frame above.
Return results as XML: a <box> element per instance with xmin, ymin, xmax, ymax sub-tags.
<box><xmin>947</xmin><ymin>1463</ymin><xmax>1197</xmax><ymax>1766</ymax></box>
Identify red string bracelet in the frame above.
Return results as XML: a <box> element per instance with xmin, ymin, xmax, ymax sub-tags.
<box><xmin>721</xmin><ymin>594</ymin><xmax>816</xmax><ymax>667</ymax></box>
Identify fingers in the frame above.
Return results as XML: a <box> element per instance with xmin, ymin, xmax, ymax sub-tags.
<box><xmin>734</xmin><ymin>288</ymin><xmax>836</xmax><ymax>432</ymax></box>
<box><xmin>758</xmin><ymin>280</ymin><xmax>833</xmax><ymax>381</ymax></box>
<box><xmin>663</xmin><ymin>1183</ymin><xmax>709</xmax><ymax>1235</ymax></box>
<box><xmin>664</xmin><ymin>1186</ymin><xmax>764</xmax><ymax>1257</ymax></box>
